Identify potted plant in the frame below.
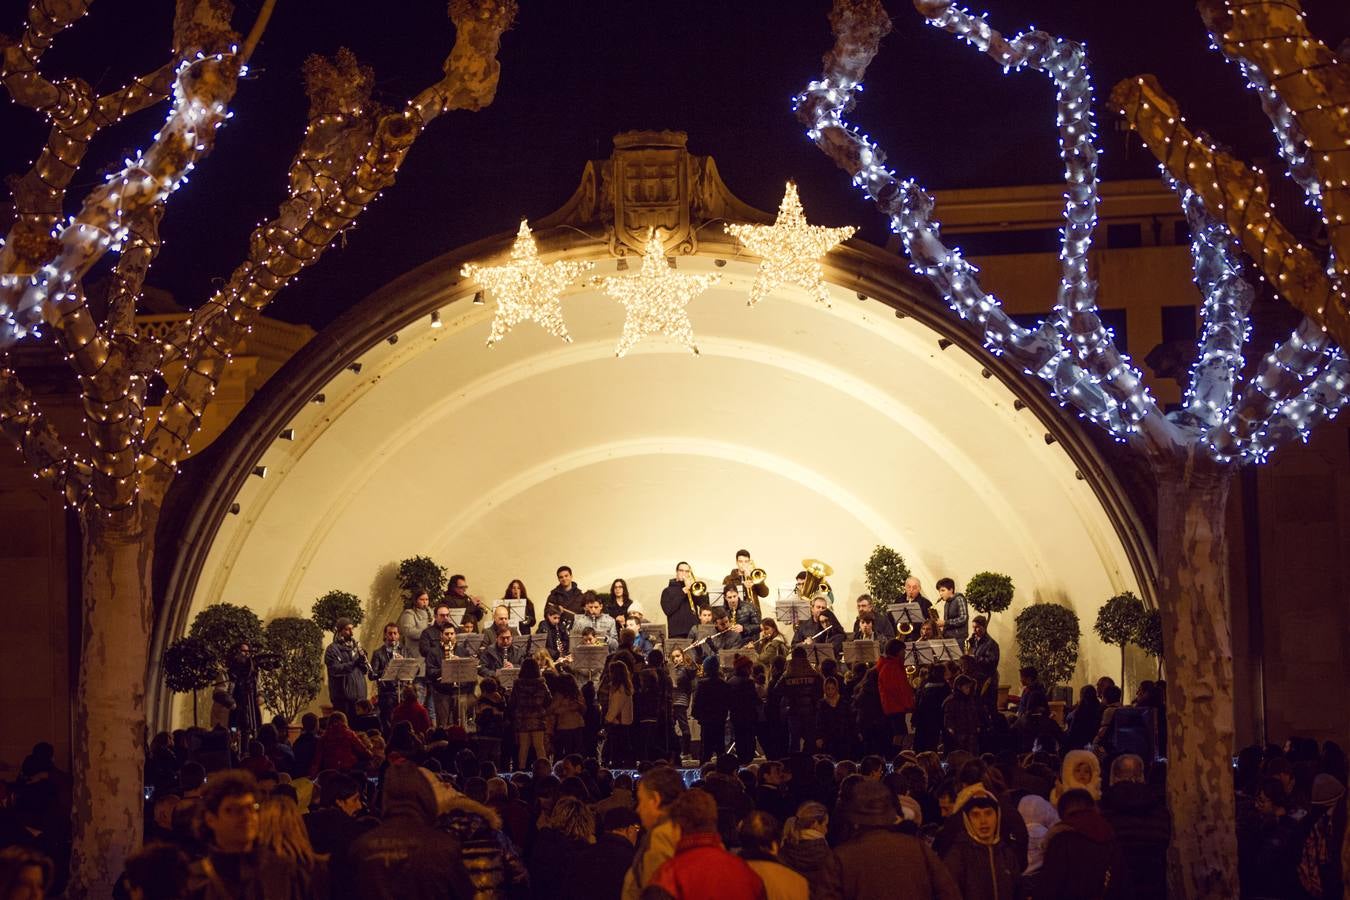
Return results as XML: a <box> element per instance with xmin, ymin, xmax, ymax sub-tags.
<box><xmin>258</xmin><ymin>617</ymin><xmax>324</xmax><ymax>724</ymax></box>
<box><xmin>863</xmin><ymin>545</ymin><xmax>910</xmax><ymax>604</ymax></box>
<box><xmin>398</xmin><ymin>555</ymin><xmax>447</xmax><ymax>607</ymax></box>
<box><xmin>1014</xmin><ymin>603</ymin><xmax>1081</xmax><ymax>715</ymax></box>
<box><xmin>161</xmin><ymin>636</ymin><xmax>219</xmax><ymax>726</ymax></box>
<box><xmin>189</xmin><ymin>603</ymin><xmax>266</xmax><ymax>661</ymax></box>
<box><xmin>965</xmin><ymin>571</ymin><xmax>1015</xmax><ymax>625</ymax></box>
<box><xmin>1136</xmin><ymin>608</ymin><xmax>1164</xmax><ymax>680</ymax></box>
<box><xmin>311</xmin><ymin>590</ymin><xmax>365</xmax><ymax>634</ymax></box>
<box><xmin>1094</xmin><ymin>591</ymin><xmax>1147</xmax><ymax>691</ymax></box>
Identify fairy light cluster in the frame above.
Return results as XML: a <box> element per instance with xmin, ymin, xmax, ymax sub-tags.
<box><xmin>461</xmin><ymin>220</ymin><xmax>594</xmax><ymax>346</ymax></box>
<box><xmin>796</xmin><ymin>0</ymin><xmax>1350</xmax><ymax>466</ymax></box>
<box><xmin>601</xmin><ymin>230</ymin><xmax>719</xmax><ymax>357</ymax></box>
<box><xmin>725</xmin><ymin>182</ymin><xmax>856</xmax><ymax>307</ymax></box>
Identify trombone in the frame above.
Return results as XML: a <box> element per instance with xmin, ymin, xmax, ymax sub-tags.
<box><xmin>684</xmin><ymin>571</ymin><xmax>708</xmax><ymax>611</ymax></box>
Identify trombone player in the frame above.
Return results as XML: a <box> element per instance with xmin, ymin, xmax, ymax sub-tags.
<box><xmin>727</xmin><ymin>549</ymin><xmax>769</xmax><ymax>616</ymax></box>
<box><xmin>660</xmin><ymin>560</ymin><xmax>707</xmax><ymax>637</ymax></box>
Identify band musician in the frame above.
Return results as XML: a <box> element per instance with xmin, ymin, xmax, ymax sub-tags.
<box><xmin>660</xmin><ymin>561</ymin><xmax>707</xmax><ymax>637</ymax></box>
<box><xmin>726</xmin><ymin>549</ymin><xmax>769</xmax><ymax>615</ymax></box>
<box><xmin>791</xmin><ymin>596</ymin><xmax>844</xmax><ymax>653</ymax></box>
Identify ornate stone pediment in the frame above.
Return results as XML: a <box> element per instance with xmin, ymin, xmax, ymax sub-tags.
<box><xmin>536</xmin><ymin>130</ymin><xmax>769</xmax><ymax>257</ymax></box>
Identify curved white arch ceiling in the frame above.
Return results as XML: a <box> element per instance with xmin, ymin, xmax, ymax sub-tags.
<box><xmin>190</xmin><ymin>256</ymin><xmax>1139</xmax><ymax>692</ymax></box>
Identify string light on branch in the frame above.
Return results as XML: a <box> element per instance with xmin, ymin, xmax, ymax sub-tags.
<box><xmin>461</xmin><ymin>220</ymin><xmax>593</xmax><ymax>347</ymax></box>
<box><xmin>724</xmin><ymin>182</ymin><xmax>856</xmax><ymax>306</ymax></box>
<box><xmin>601</xmin><ymin>230</ymin><xmax>719</xmax><ymax>357</ymax></box>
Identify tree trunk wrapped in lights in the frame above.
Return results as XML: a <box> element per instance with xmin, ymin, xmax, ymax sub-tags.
<box><xmin>0</xmin><ymin>1</ymin><xmax>517</xmax><ymax>894</ymax></box>
<box><xmin>794</xmin><ymin>1</ymin><xmax>1349</xmax><ymax>897</ymax></box>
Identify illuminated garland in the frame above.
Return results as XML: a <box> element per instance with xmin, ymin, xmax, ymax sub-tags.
<box><xmin>601</xmin><ymin>230</ymin><xmax>719</xmax><ymax>357</ymax></box>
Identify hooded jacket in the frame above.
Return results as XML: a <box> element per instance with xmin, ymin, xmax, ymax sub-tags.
<box><xmin>348</xmin><ymin>763</ymin><xmax>475</xmax><ymax>900</ymax></box>
<box><xmin>778</xmin><ymin>835</ymin><xmax>844</xmax><ymax>900</ymax></box>
<box><xmin>437</xmin><ymin>794</ymin><xmax>529</xmax><ymax>900</ymax></box>
<box><xmin>1017</xmin><ymin>794</ymin><xmax>1060</xmax><ymax>876</ymax></box>
<box><xmin>1034</xmin><ymin>806</ymin><xmax>1129</xmax><ymax>899</ymax></box>
<box><xmin>643</xmin><ymin>831</ymin><xmax>767</xmax><ymax>900</ymax></box>
<box><xmin>1100</xmin><ymin>781</ymin><xmax>1169</xmax><ymax>898</ymax></box>
<box><xmin>875</xmin><ymin>654</ymin><xmax>915</xmax><ymax>715</ymax></box>
<box><xmin>941</xmin><ymin>785</ymin><xmax>1021</xmax><ymax>900</ymax></box>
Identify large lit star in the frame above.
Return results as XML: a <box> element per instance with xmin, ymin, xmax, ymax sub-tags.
<box><xmin>461</xmin><ymin>220</ymin><xmax>593</xmax><ymax>346</ymax></box>
<box><xmin>601</xmin><ymin>230</ymin><xmax>720</xmax><ymax>357</ymax></box>
<box><xmin>725</xmin><ymin>182</ymin><xmax>857</xmax><ymax>307</ymax></box>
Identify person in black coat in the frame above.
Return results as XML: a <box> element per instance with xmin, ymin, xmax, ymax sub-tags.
<box><xmin>563</xmin><ymin>807</ymin><xmax>640</xmax><ymax>900</ymax></box>
<box><xmin>1064</xmin><ymin>685</ymin><xmax>1103</xmax><ymax>750</ymax></box>
<box><xmin>325</xmin><ymin>619</ymin><xmax>371</xmax><ymax>721</ymax></box>
<box><xmin>725</xmin><ymin>656</ymin><xmax>762</xmax><ymax>765</ymax></box>
<box><xmin>1100</xmin><ymin>755</ymin><xmax>1170</xmax><ymax>900</ymax></box>
<box><xmin>692</xmin><ymin>655</ymin><xmax>731</xmax><ymax>764</ymax></box>
<box><xmin>660</xmin><ymin>561</ymin><xmax>706</xmax><ymax>638</ymax></box>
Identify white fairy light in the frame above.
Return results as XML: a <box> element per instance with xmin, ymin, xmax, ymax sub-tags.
<box><xmin>461</xmin><ymin>220</ymin><xmax>593</xmax><ymax>347</ymax></box>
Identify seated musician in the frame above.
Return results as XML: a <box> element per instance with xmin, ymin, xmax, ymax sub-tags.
<box><xmin>534</xmin><ymin>603</ymin><xmax>570</xmax><ymax>661</ymax></box>
<box><xmin>687</xmin><ymin>606</ymin><xmax>714</xmax><ymax>640</ymax></box>
<box><xmin>722</xmin><ymin>584</ymin><xmax>760</xmax><ymax>647</ymax></box>
<box><xmin>573</xmin><ymin>592</ymin><xmax>618</xmax><ymax>651</ymax></box>
<box><xmin>855</xmin><ymin>611</ymin><xmax>879</xmax><ymax>642</ymax></box>
<box><xmin>852</xmin><ymin>594</ymin><xmax>895</xmax><ymax>641</ymax></box>
<box><xmin>695</xmin><ymin>606</ymin><xmax>742</xmax><ymax>664</ymax></box>
<box><xmin>478</xmin><ymin>622</ymin><xmax>521</xmax><ymax>677</ymax></box>
<box><xmin>792</xmin><ymin>596</ymin><xmax>844</xmax><ymax>652</ymax></box>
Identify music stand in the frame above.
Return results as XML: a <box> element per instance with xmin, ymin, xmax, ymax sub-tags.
<box><xmin>718</xmin><ymin>647</ymin><xmax>746</xmax><ymax>672</ymax></box>
<box><xmin>933</xmin><ymin>638</ymin><xmax>963</xmax><ymax>662</ymax></box>
<box><xmin>802</xmin><ymin>643</ymin><xmax>835</xmax><ymax>668</ymax></box>
<box><xmin>502</xmin><ymin>599</ymin><xmax>529</xmax><ymax>630</ymax></box>
<box><xmin>518</xmin><ymin>633</ymin><xmax>549</xmax><ymax>657</ymax></box>
<box><xmin>455</xmin><ymin>633</ymin><xmax>484</xmax><ymax>657</ymax></box>
<box><xmin>888</xmin><ymin>603</ymin><xmax>923</xmax><ymax>635</ymax></box>
<box><xmin>910</xmin><ymin>640</ymin><xmax>941</xmax><ymax>669</ymax></box>
<box><xmin>442</xmin><ymin>657</ymin><xmax>479</xmax><ymax>685</ymax></box>
<box><xmin>494</xmin><ymin>666</ymin><xmax>520</xmax><ymax>690</ymax></box>
<box><xmin>689</xmin><ymin>624</ymin><xmax>717</xmax><ymax>642</ymax></box>
<box><xmin>842</xmin><ymin>639</ymin><xmax>879</xmax><ymax>666</ymax></box>
<box><xmin>775</xmin><ymin>599</ymin><xmax>810</xmax><ymax>628</ymax></box>
<box><xmin>639</xmin><ymin>623</ymin><xmax>667</xmax><ymax>647</ymax></box>
<box><xmin>381</xmin><ymin>658</ymin><xmax>421</xmax><ymax>682</ymax></box>
<box><xmin>571</xmin><ymin>644</ymin><xmax>609</xmax><ymax>674</ymax></box>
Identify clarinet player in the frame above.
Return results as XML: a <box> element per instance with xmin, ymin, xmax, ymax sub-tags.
<box><xmin>325</xmin><ymin>617</ymin><xmax>370</xmax><ymax>720</ymax></box>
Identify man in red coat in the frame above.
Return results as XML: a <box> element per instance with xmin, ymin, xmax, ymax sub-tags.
<box><xmin>642</xmin><ymin>789</ymin><xmax>766</xmax><ymax>900</ymax></box>
<box><xmin>875</xmin><ymin>638</ymin><xmax>916</xmax><ymax>746</ymax></box>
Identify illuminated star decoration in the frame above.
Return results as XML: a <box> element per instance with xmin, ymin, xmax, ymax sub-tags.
<box><xmin>461</xmin><ymin>220</ymin><xmax>593</xmax><ymax>347</ymax></box>
<box><xmin>601</xmin><ymin>230</ymin><xmax>720</xmax><ymax>357</ymax></box>
<box><xmin>725</xmin><ymin>182</ymin><xmax>856</xmax><ymax>307</ymax></box>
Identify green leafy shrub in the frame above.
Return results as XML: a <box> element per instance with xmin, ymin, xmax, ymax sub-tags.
<box><xmin>863</xmin><ymin>545</ymin><xmax>911</xmax><ymax>603</ymax></box>
<box><xmin>966</xmin><ymin>571</ymin><xmax>1015</xmax><ymax>621</ymax></box>
<box><xmin>1014</xmin><ymin>603</ymin><xmax>1080</xmax><ymax>687</ymax></box>
<box><xmin>189</xmin><ymin>603</ymin><xmax>265</xmax><ymax>662</ymax></box>
<box><xmin>398</xmin><ymin>556</ymin><xmax>447</xmax><ymax>607</ymax></box>
<box><xmin>311</xmin><ymin>590</ymin><xmax>364</xmax><ymax>634</ymax></box>
<box><xmin>258</xmin><ymin>617</ymin><xmax>324</xmax><ymax>722</ymax></box>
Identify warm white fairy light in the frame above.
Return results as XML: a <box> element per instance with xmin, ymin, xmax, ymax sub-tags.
<box><xmin>725</xmin><ymin>182</ymin><xmax>856</xmax><ymax>307</ymax></box>
<box><xmin>601</xmin><ymin>230</ymin><xmax>719</xmax><ymax>357</ymax></box>
<box><xmin>461</xmin><ymin>220</ymin><xmax>593</xmax><ymax>347</ymax></box>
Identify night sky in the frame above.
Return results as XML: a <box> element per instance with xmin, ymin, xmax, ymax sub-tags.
<box><xmin>3</xmin><ymin>0</ymin><xmax>1348</xmax><ymax>330</ymax></box>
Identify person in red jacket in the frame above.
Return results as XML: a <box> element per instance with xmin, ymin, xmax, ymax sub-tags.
<box><xmin>309</xmin><ymin>711</ymin><xmax>373</xmax><ymax>777</ymax></box>
<box><xmin>875</xmin><ymin>638</ymin><xmax>916</xmax><ymax>746</ymax></box>
<box><xmin>643</xmin><ymin>789</ymin><xmax>766</xmax><ymax>900</ymax></box>
<box><xmin>389</xmin><ymin>684</ymin><xmax>433</xmax><ymax>736</ymax></box>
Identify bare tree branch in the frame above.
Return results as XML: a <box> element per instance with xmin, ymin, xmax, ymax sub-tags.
<box><xmin>0</xmin><ymin>364</ymin><xmax>90</xmax><ymax>503</ymax></box>
<box><xmin>107</xmin><ymin>204</ymin><xmax>165</xmax><ymax>339</ymax></box>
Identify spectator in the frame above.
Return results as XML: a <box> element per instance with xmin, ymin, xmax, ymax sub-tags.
<box><xmin>529</xmin><ymin>796</ymin><xmax>595</xmax><ymax>898</ymax></box>
<box><xmin>1099</xmin><ymin>754</ymin><xmax>1169</xmax><ymax>898</ymax></box>
<box><xmin>1063</xmin><ymin>685</ymin><xmax>1102</xmax><ymax>751</ymax></box>
<box><xmin>185</xmin><ymin>771</ymin><xmax>308</xmax><ymax>897</ymax></box>
<box><xmin>778</xmin><ymin>801</ymin><xmax>842</xmax><ymax>900</ymax></box>
<box><xmin>308</xmin><ymin>712</ymin><xmax>372</xmax><ymax>777</ymax></box>
<box><xmin>256</xmin><ymin>795</ymin><xmax>329</xmax><ymax>896</ymax></box>
<box><xmin>1052</xmin><ymin>750</ymin><xmax>1102</xmax><ymax>803</ymax></box>
<box><xmin>941</xmin><ymin>784</ymin><xmax>1021</xmax><ymax>900</ymax></box>
<box><xmin>642</xmin><ymin>789</ymin><xmax>766</xmax><ymax>900</ymax></box>
<box><xmin>120</xmin><ymin>842</ymin><xmax>189</xmax><ymax>900</ymax></box>
<box><xmin>726</xmin><ymin>656</ymin><xmax>762</xmax><ymax>765</ymax></box>
<box><xmin>943</xmin><ymin>675</ymin><xmax>982</xmax><ymax>754</ymax></box>
<box><xmin>623</xmin><ymin>766</ymin><xmax>687</xmax><ymax>900</ymax></box>
<box><xmin>389</xmin><ymin>684</ymin><xmax>432</xmax><ymax>736</ymax></box>
<box><xmin>0</xmin><ymin>846</ymin><xmax>51</xmax><ymax>900</ymax></box>
<box><xmin>692</xmin><ymin>656</ymin><xmax>731</xmax><ymax>764</ymax></box>
<box><xmin>508</xmin><ymin>657</ymin><xmax>553</xmax><ymax>768</ymax></box>
<box><xmin>304</xmin><ymin>771</ymin><xmax>376</xmax><ymax>871</ymax></box>
<box><xmin>833</xmin><ymin>779</ymin><xmax>957</xmax><ymax>899</ymax></box>
<box><xmin>347</xmin><ymin>763</ymin><xmax>476</xmax><ymax>899</ymax></box>
<box><xmin>566</xmin><ymin>806</ymin><xmax>641</xmax><ymax>900</ymax></box>
<box><xmin>1017</xmin><ymin>794</ymin><xmax>1059</xmax><ymax>877</ymax></box>
<box><xmin>738</xmin><ymin>810</ymin><xmax>809</xmax><ymax>900</ymax></box>
<box><xmin>1034</xmin><ymin>788</ymin><xmax>1128</xmax><ymax>899</ymax></box>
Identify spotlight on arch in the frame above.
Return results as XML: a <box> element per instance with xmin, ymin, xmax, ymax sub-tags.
<box><xmin>228</xmin><ymin>502</ymin><xmax>241</xmax><ymax>515</ymax></box>
<box><xmin>251</xmin><ymin>465</ymin><xmax>268</xmax><ymax>479</ymax></box>
<box><xmin>346</xmin><ymin>363</ymin><xmax>363</xmax><ymax>374</ymax></box>
<box><xmin>386</xmin><ymin>334</ymin><xmax>399</xmax><ymax>345</ymax></box>
<box><xmin>278</xmin><ymin>428</ymin><xmax>295</xmax><ymax>441</ymax></box>
<box><xmin>430</xmin><ymin>311</ymin><xmax>442</xmax><ymax>328</ymax></box>
<box><xmin>938</xmin><ymin>338</ymin><xmax>953</xmax><ymax>351</ymax></box>
<box><xmin>1044</xmin><ymin>433</ymin><xmax>1057</xmax><ymax>446</ymax></box>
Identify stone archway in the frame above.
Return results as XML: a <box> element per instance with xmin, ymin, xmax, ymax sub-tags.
<box><xmin>150</xmin><ymin>132</ymin><xmax>1156</xmax><ymax>727</ymax></box>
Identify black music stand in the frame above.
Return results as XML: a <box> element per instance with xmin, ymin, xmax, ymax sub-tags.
<box><xmin>775</xmin><ymin>599</ymin><xmax>810</xmax><ymax>629</ymax></box>
<box><xmin>842</xmin><ymin>639</ymin><xmax>879</xmax><ymax>666</ymax></box>
<box><xmin>802</xmin><ymin>643</ymin><xmax>835</xmax><ymax>668</ymax></box>
<box><xmin>888</xmin><ymin>602</ymin><xmax>924</xmax><ymax>635</ymax></box>
<box><xmin>518</xmin><ymin>633</ymin><xmax>549</xmax><ymax>657</ymax></box>
<box><xmin>640</xmin><ymin>623</ymin><xmax>667</xmax><ymax>647</ymax></box>
<box><xmin>571</xmin><ymin>644</ymin><xmax>609</xmax><ymax>675</ymax></box>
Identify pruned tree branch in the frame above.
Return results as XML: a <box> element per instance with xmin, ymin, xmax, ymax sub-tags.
<box><xmin>1110</xmin><ymin>73</ymin><xmax>1349</xmax><ymax>350</ymax></box>
<box><xmin>145</xmin><ymin>0</ymin><xmax>518</xmax><ymax>477</ymax></box>
<box><xmin>0</xmin><ymin>364</ymin><xmax>90</xmax><ymax>503</ymax></box>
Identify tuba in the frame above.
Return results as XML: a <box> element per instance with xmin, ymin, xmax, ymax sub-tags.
<box><xmin>800</xmin><ymin>558</ymin><xmax>833</xmax><ymax>600</ymax></box>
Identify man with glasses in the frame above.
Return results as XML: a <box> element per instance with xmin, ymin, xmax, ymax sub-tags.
<box><xmin>187</xmin><ymin>771</ymin><xmax>307</xmax><ymax>895</ymax></box>
<box><xmin>660</xmin><ymin>561</ymin><xmax>705</xmax><ymax>638</ymax></box>
<box><xmin>418</xmin><ymin>604</ymin><xmax>457</xmax><ymax>725</ymax></box>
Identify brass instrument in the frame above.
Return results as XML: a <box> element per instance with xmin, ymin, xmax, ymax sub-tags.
<box><xmin>684</xmin><ymin>572</ymin><xmax>708</xmax><ymax>611</ymax></box>
<box><xmin>898</xmin><ymin>619</ymin><xmax>914</xmax><ymax>637</ymax></box>
<box><xmin>800</xmin><ymin>558</ymin><xmax>833</xmax><ymax>600</ymax></box>
<box><xmin>748</xmin><ymin>567</ymin><xmax>767</xmax><ymax>587</ymax></box>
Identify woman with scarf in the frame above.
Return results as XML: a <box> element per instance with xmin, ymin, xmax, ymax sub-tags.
<box><xmin>941</xmin><ymin>784</ymin><xmax>1021</xmax><ymax>900</ymax></box>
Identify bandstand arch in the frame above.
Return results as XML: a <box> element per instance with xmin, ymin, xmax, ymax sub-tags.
<box><xmin>150</xmin><ymin>133</ymin><xmax>1156</xmax><ymax>726</ymax></box>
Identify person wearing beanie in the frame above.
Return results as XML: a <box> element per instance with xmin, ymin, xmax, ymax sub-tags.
<box><xmin>1034</xmin><ymin>788</ymin><xmax>1129</xmax><ymax>900</ymax></box>
<box><xmin>832</xmin><ymin>779</ymin><xmax>959</xmax><ymax>900</ymax></box>
<box><xmin>941</xmin><ymin>784</ymin><xmax>1021</xmax><ymax>900</ymax></box>
<box><xmin>347</xmin><ymin>762</ymin><xmax>475</xmax><ymax>898</ymax></box>
<box><xmin>643</xmin><ymin>789</ymin><xmax>767</xmax><ymax>900</ymax></box>
<box><xmin>692</xmin><ymin>654</ymin><xmax>731</xmax><ymax>764</ymax></box>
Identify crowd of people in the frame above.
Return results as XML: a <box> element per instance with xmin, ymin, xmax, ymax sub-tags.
<box><xmin>0</xmin><ymin>559</ymin><xmax>1346</xmax><ymax>898</ymax></box>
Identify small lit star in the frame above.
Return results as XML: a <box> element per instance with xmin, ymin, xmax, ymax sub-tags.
<box><xmin>461</xmin><ymin>220</ymin><xmax>593</xmax><ymax>346</ymax></box>
<box><xmin>725</xmin><ymin>182</ymin><xmax>856</xmax><ymax>307</ymax></box>
<box><xmin>601</xmin><ymin>230</ymin><xmax>720</xmax><ymax>357</ymax></box>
